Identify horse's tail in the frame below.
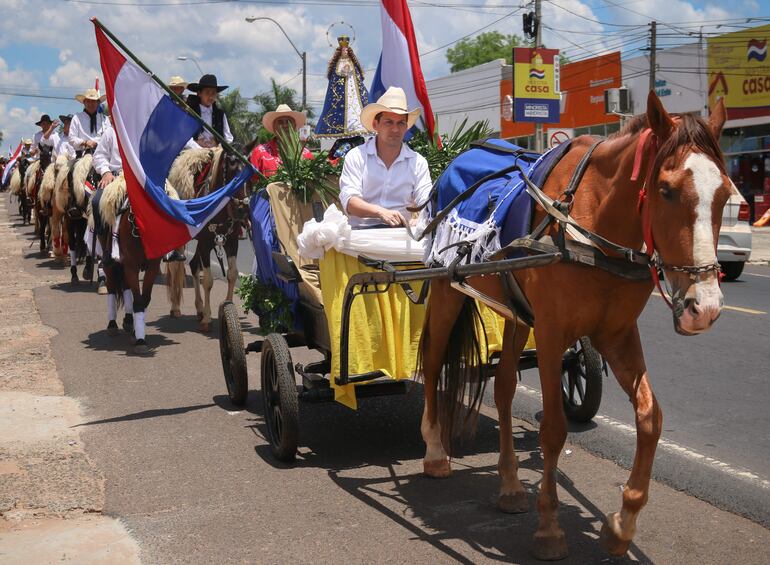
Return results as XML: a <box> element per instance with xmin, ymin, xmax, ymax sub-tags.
<box><xmin>112</xmin><ymin>261</ymin><xmax>125</xmax><ymax>311</ymax></box>
<box><xmin>417</xmin><ymin>296</ymin><xmax>488</xmax><ymax>450</ymax></box>
<box><xmin>165</xmin><ymin>258</ymin><xmax>185</xmax><ymax>308</ymax></box>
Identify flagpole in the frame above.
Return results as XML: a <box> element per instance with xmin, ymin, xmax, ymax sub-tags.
<box><xmin>91</xmin><ymin>17</ymin><xmax>259</xmax><ymax>175</ymax></box>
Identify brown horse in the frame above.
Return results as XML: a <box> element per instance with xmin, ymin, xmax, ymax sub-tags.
<box><xmin>26</xmin><ymin>145</ymin><xmax>54</xmax><ymax>253</ymax></box>
<box><xmin>418</xmin><ymin>92</ymin><xmax>731</xmax><ymax>560</ymax></box>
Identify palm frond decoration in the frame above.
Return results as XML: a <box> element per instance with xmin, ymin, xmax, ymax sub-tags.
<box><xmin>408</xmin><ymin>117</ymin><xmax>494</xmax><ymax>180</ymax></box>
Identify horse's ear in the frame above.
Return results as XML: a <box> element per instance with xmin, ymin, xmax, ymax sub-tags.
<box><xmin>646</xmin><ymin>90</ymin><xmax>674</xmax><ymax>140</ymax></box>
<box><xmin>708</xmin><ymin>97</ymin><xmax>727</xmax><ymax>140</ymax></box>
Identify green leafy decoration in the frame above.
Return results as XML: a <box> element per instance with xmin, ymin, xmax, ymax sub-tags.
<box><xmin>235</xmin><ymin>275</ymin><xmax>294</xmax><ymax>336</ymax></box>
<box><xmin>408</xmin><ymin>117</ymin><xmax>494</xmax><ymax>180</ymax></box>
<box><xmin>256</xmin><ymin>127</ymin><xmax>342</xmax><ymax>206</ymax></box>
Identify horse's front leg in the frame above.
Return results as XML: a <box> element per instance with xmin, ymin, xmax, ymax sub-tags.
<box><xmin>420</xmin><ymin>278</ymin><xmax>465</xmax><ymax>478</ymax></box>
<box><xmin>531</xmin><ymin>327</ymin><xmax>570</xmax><ymax>561</ymax></box>
<box><xmin>495</xmin><ymin>320</ymin><xmax>530</xmax><ymax>514</ymax></box>
<box><xmin>200</xmin><ymin>263</ymin><xmax>214</xmax><ymax>332</ymax></box>
<box><xmin>594</xmin><ymin>326</ymin><xmax>662</xmax><ymax>556</ymax></box>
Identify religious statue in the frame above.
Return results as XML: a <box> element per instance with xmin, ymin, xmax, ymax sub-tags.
<box><xmin>315</xmin><ymin>36</ymin><xmax>369</xmax><ymax>155</ymax></box>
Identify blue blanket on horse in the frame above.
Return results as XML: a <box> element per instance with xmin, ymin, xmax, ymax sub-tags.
<box><xmin>426</xmin><ymin>138</ymin><xmax>571</xmax><ymax>266</ymax></box>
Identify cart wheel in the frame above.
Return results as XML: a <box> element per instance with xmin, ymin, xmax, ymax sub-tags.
<box><xmin>561</xmin><ymin>336</ymin><xmax>603</xmax><ymax>423</ymax></box>
<box><xmin>219</xmin><ymin>301</ymin><xmax>248</xmax><ymax>406</ymax></box>
<box><xmin>260</xmin><ymin>333</ymin><xmax>299</xmax><ymax>462</ymax></box>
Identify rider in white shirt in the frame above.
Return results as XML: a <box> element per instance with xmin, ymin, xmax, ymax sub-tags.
<box><xmin>69</xmin><ymin>89</ymin><xmax>111</xmax><ymax>153</ymax></box>
<box><xmin>93</xmin><ymin>127</ymin><xmax>122</xmax><ymax>188</ymax></box>
<box><xmin>184</xmin><ymin>74</ymin><xmax>234</xmax><ymax>150</ymax></box>
<box><xmin>31</xmin><ymin>114</ymin><xmax>60</xmax><ymax>157</ymax></box>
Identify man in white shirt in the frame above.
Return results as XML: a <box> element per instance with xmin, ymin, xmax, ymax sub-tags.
<box><xmin>339</xmin><ymin>87</ymin><xmax>432</xmax><ymax>228</ymax></box>
<box><xmin>32</xmin><ymin>114</ymin><xmax>60</xmax><ymax>157</ymax></box>
<box><xmin>69</xmin><ymin>88</ymin><xmax>111</xmax><ymax>153</ymax></box>
<box><xmin>54</xmin><ymin>115</ymin><xmax>76</xmax><ymax>161</ymax></box>
<box><xmin>93</xmin><ymin>126</ymin><xmax>122</xmax><ymax>188</ymax></box>
<box><xmin>184</xmin><ymin>74</ymin><xmax>234</xmax><ymax>149</ymax></box>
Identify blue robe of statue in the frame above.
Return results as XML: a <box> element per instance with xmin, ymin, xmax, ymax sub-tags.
<box><xmin>315</xmin><ymin>47</ymin><xmax>369</xmax><ymax>139</ymax></box>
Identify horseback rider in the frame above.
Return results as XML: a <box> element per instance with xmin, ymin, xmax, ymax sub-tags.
<box><xmin>32</xmin><ymin>114</ymin><xmax>60</xmax><ymax>158</ymax></box>
<box><xmin>21</xmin><ymin>139</ymin><xmax>33</xmax><ymax>158</ymax></box>
<box><xmin>249</xmin><ymin>104</ymin><xmax>313</xmax><ymax>177</ymax></box>
<box><xmin>54</xmin><ymin>115</ymin><xmax>76</xmax><ymax>161</ymax></box>
<box><xmin>339</xmin><ymin>87</ymin><xmax>432</xmax><ymax>228</ymax></box>
<box><xmin>185</xmin><ymin>74</ymin><xmax>233</xmax><ymax>149</ymax></box>
<box><xmin>69</xmin><ymin>88</ymin><xmax>110</xmax><ymax>155</ymax></box>
<box><xmin>168</xmin><ymin>75</ymin><xmax>188</xmax><ymax>98</ymax></box>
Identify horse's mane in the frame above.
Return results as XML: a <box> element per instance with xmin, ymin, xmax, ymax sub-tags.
<box><xmin>611</xmin><ymin>112</ymin><xmax>725</xmax><ymax>175</ymax></box>
<box><xmin>168</xmin><ymin>148</ymin><xmax>215</xmax><ymax>200</ymax></box>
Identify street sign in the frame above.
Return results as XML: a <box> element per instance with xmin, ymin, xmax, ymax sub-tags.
<box><xmin>547</xmin><ymin>128</ymin><xmax>574</xmax><ymax>148</ymax></box>
<box><xmin>512</xmin><ymin>47</ymin><xmax>560</xmax><ymax>123</ymax></box>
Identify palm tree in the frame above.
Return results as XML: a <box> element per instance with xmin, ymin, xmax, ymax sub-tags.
<box><xmin>218</xmin><ymin>88</ymin><xmax>261</xmax><ymax>149</ymax></box>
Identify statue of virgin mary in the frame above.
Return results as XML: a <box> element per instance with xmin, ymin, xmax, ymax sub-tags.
<box><xmin>315</xmin><ymin>36</ymin><xmax>369</xmax><ymax>147</ymax></box>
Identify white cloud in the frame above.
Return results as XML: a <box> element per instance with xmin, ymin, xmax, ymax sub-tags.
<box><xmin>49</xmin><ymin>58</ymin><xmax>101</xmax><ymax>89</ymax></box>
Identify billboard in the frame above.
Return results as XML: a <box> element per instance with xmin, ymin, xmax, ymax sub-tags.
<box><xmin>708</xmin><ymin>24</ymin><xmax>770</xmax><ymax>119</ymax></box>
<box><xmin>512</xmin><ymin>47</ymin><xmax>560</xmax><ymax>122</ymax></box>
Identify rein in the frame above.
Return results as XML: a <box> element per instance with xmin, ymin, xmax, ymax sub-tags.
<box><xmin>631</xmin><ymin>127</ymin><xmax>721</xmax><ymax>311</ymax></box>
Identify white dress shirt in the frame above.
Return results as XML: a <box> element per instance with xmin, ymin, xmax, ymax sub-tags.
<box><xmin>69</xmin><ymin>110</ymin><xmax>111</xmax><ymax>150</ymax></box>
<box><xmin>93</xmin><ymin>127</ymin><xmax>123</xmax><ymax>175</ymax></box>
<box><xmin>339</xmin><ymin>136</ymin><xmax>432</xmax><ymax>228</ymax></box>
<box><xmin>54</xmin><ymin>134</ymin><xmax>76</xmax><ymax>161</ymax></box>
<box><xmin>187</xmin><ymin>104</ymin><xmax>233</xmax><ymax>149</ymax></box>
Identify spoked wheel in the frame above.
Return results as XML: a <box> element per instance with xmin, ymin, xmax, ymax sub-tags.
<box><xmin>561</xmin><ymin>336</ymin><xmax>604</xmax><ymax>423</ymax></box>
<box><xmin>260</xmin><ymin>333</ymin><xmax>299</xmax><ymax>462</ymax></box>
<box><xmin>218</xmin><ymin>301</ymin><xmax>248</xmax><ymax>406</ymax></box>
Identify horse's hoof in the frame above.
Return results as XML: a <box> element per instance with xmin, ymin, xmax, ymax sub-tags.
<box><xmin>134</xmin><ymin>339</ymin><xmax>149</xmax><ymax>354</ymax></box>
<box><xmin>170</xmin><ymin>309</ymin><xmax>182</xmax><ymax>318</ymax></box>
<box><xmin>423</xmin><ymin>458</ymin><xmax>451</xmax><ymax>478</ymax></box>
<box><xmin>531</xmin><ymin>530</ymin><xmax>568</xmax><ymax>561</ymax></box>
<box><xmin>107</xmin><ymin>320</ymin><xmax>119</xmax><ymax>336</ymax></box>
<box><xmin>122</xmin><ymin>315</ymin><xmax>134</xmax><ymax>333</ymax></box>
<box><xmin>498</xmin><ymin>491</ymin><xmax>530</xmax><ymax>514</ymax></box>
<box><xmin>599</xmin><ymin>514</ymin><xmax>632</xmax><ymax>556</ymax></box>
<box><xmin>198</xmin><ymin>321</ymin><xmax>210</xmax><ymax>332</ymax></box>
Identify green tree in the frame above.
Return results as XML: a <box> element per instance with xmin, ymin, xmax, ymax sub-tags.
<box><xmin>0</xmin><ymin>130</ymin><xmax>4</xmax><ymax>147</ymax></box>
<box><xmin>252</xmin><ymin>79</ymin><xmax>315</xmax><ymax>144</ymax></box>
<box><xmin>446</xmin><ymin>31</ymin><xmax>523</xmax><ymax>72</ymax></box>
<box><xmin>218</xmin><ymin>88</ymin><xmax>261</xmax><ymax>149</ymax></box>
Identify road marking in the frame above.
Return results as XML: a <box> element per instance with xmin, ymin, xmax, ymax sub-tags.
<box><xmin>516</xmin><ymin>383</ymin><xmax>770</xmax><ymax>491</ymax></box>
<box><xmin>650</xmin><ymin>292</ymin><xmax>766</xmax><ymax>315</ymax></box>
<box><xmin>745</xmin><ymin>272</ymin><xmax>770</xmax><ymax>279</ymax></box>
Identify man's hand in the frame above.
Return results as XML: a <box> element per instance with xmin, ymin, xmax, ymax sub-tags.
<box><xmin>86</xmin><ymin>140</ymin><xmax>98</xmax><ymax>149</ymax></box>
<box><xmin>99</xmin><ymin>171</ymin><xmax>114</xmax><ymax>188</ymax></box>
<box><xmin>377</xmin><ymin>207</ymin><xmax>404</xmax><ymax>227</ymax></box>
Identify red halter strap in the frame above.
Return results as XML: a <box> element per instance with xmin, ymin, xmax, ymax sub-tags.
<box><xmin>631</xmin><ymin>128</ymin><xmax>674</xmax><ymax>310</ymax></box>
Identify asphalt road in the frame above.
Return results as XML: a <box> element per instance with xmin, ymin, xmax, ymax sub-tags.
<box><xmin>6</xmin><ymin>196</ymin><xmax>770</xmax><ymax>564</ymax></box>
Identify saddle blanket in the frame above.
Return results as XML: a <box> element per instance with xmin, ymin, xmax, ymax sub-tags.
<box><xmin>425</xmin><ymin>138</ymin><xmax>572</xmax><ymax>267</ymax></box>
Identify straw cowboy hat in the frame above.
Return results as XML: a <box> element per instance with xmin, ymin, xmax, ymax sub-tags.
<box><xmin>360</xmin><ymin>86</ymin><xmax>421</xmax><ymax>132</ymax></box>
<box><xmin>23</xmin><ymin>139</ymin><xmax>32</xmax><ymax>145</ymax></box>
<box><xmin>75</xmin><ymin>88</ymin><xmax>106</xmax><ymax>103</ymax></box>
<box><xmin>168</xmin><ymin>76</ymin><xmax>188</xmax><ymax>89</ymax></box>
<box><xmin>262</xmin><ymin>104</ymin><xmax>307</xmax><ymax>133</ymax></box>
<box><xmin>187</xmin><ymin>74</ymin><xmax>228</xmax><ymax>93</ymax></box>
<box><xmin>35</xmin><ymin>114</ymin><xmax>53</xmax><ymax>126</ymax></box>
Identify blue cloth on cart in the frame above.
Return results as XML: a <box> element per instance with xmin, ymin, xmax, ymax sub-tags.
<box><xmin>426</xmin><ymin>138</ymin><xmax>572</xmax><ymax>266</ymax></box>
<box><xmin>249</xmin><ymin>194</ymin><xmax>302</xmax><ymax>331</ymax></box>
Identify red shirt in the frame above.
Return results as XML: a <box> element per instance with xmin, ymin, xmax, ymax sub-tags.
<box><xmin>249</xmin><ymin>138</ymin><xmax>314</xmax><ymax>179</ymax></box>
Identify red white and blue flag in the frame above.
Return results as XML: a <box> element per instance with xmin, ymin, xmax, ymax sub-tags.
<box><xmin>94</xmin><ymin>23</ymin><xmax>254</xmax><ymax>259</ymax></box>
<box><xmin>1</xmin><ymin>141</ymin><xmax>23</xmax><ymax>186</ymax></box>
<box><xmin>370</xmin><ymin>0</ymin><xmax>437</xmax><ymax>141</ymax></box>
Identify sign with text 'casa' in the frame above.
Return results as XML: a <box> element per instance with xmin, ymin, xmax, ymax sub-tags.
<box><xmin>512</xmin><ymin>47</ymin><xmax>560</xmax><ymax>122</ymax></box>
<box><xmin>708</xmin><ymin>24</ymin><xmax>770</xmax><ymax>119</ymax></box>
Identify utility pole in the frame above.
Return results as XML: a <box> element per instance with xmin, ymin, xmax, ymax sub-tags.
<box><xmin>534</xmin><ymin>0</ymin><xmax>543</xmax><ymax>152</ymax></box>
<box><xmin>301</xmin><ymin>51</ymin><xmax>307</xmax><ymax>111</ymax></box>
<box><xmin>649</xmin><ymin>21</ymin><xmax>657</xmax><ymax>92</ymax></box>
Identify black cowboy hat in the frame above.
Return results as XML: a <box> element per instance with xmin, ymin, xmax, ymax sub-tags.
<box><xmin>58</xmin><ymin>114</ymin><xmax>73</xmax><ymax>122</ymax></box>
<box><xmin>187</xmin><ymin>74</ymin><xmax>228</xmax><ymax>93</ymax></box>
<box><xmin>35</xmin><ymin>114</ymin><xmax>53</xmax><ymax>126</ymax></box>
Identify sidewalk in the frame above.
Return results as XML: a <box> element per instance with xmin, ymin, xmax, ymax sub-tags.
<box><xmin>0</xmin><ymin>195</ymin><xmax>140</xmax><ymax>563</ymax></box>
<box><xmin>750</xmin><ymin>227</ymin><xmax>770</xmax><ymax>263</ymax></box>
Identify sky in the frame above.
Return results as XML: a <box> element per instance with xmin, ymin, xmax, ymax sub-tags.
<box><xmin>1</xmin><ymin>0</ymin><xmax>768</xmax><ymax>146</ymax></box>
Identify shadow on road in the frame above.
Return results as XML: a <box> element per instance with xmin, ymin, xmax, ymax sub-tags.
<box><xmin>148</xmin><ymin>314</ymin><xmax>220</xmax><ymax>340</ymax></box>
<box><xmin>73</xmin><ymin>403</ymin><xmax>216</xmax><ymax>427</ymax></box>
<box><xmin>82</xmin><ymin>329</ymin><xmax>178</xmax><ymax>357</ymax></box>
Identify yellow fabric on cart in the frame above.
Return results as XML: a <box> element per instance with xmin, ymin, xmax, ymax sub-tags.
<box><xmin>319</xmin><ymin>249</ymin><xmax>528</xmax><ymax>409</ymax></box>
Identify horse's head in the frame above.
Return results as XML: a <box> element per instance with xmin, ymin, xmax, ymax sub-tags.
<box><xmin>40</xmin><ymin>144</ymin><xmax>53</xmax><ymax>169</ymax></box>
<box><xmin>643</xmin><ymin>92</ymin><xmax>730</xmax><ymax>335</ymax></box>
<box><xmin>222</xmin><ymin>151</ymin><xmax>251</xmax><ymax>221</ymax></box>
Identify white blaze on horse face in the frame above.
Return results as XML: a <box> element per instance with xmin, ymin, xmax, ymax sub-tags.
<box><xmin>679</xmin><ymin>152</ymin><xmax>724</xmax><ymax>332</ymax></box>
